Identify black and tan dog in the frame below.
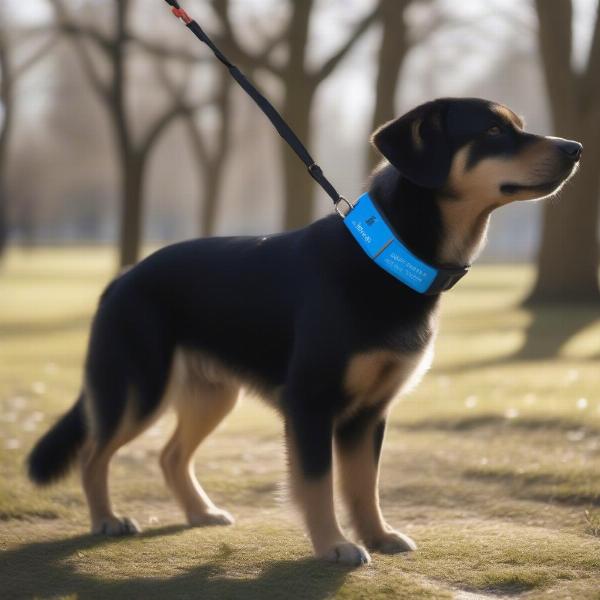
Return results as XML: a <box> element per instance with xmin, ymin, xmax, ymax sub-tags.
<box><xmin>28</xmin><ymin>98</ymin><xmax>581</xmax><ymax>566</ymax></box>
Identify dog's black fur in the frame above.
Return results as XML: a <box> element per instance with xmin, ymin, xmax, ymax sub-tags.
<box><xmin>28</xmin><ymin>97</ymin><xmax>581</xmax><ymax>564</ymax></box>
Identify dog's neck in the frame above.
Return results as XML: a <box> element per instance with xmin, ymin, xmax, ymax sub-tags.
<box><xmin>368</xmin><ymin>164</ymin><xmax>490</xmax><ymax>268</ymax></box>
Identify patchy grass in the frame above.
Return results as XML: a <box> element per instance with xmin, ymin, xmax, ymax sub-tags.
<box><xmin>585</xmin><ymin>509</ymin><xmax>600</xmax><ymax>538</ymax></box>
<box><xmin>1</xmin><ymin>247</ymin><xmax>600</xmax><ymax>600</ymax></box>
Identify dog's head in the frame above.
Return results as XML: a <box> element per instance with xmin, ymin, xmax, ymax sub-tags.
<box><xmin>371</xmin><ymin>98</ymin><xmax>582</xmax><ymax>206</ymax></box>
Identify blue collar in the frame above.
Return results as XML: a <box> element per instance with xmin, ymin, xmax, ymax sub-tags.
<box><xmin>342</xmin><ymin>192</ymin><xmax>469</xmax><ymax>295</ymax></box>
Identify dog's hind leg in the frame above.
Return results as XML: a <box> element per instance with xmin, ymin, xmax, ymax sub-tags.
<box><xmin>81</xmin><ymin>396</ymin><xmax>158</xmax><ymax>536</ymax></box>
<box><xmin>160</xmin><ymin>356</ymin><xmax>239</xmax><ymax>526</ymax></box>
<box><xmin>82</xmin><ymin>297</ymin><xmax>174</xmax><ymax>536</ymax></box>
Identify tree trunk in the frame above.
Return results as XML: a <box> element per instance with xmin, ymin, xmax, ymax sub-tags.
<box><xmin>528</xmin><ymin>0</ymin><xmax>600</xmax><ymax>303</ymax></box>
<box><xmin>369</xmin><ymin>0</ymin><xmax>408</xmax><ymax>170</ymax></box>
<box><xmin>118</xmin><ymin>159</ymin><xmax>144</xmax><ymax>267</ymax></box>
<box><xmin>0</xmin><ymin>32</ymin><xmax>13</xmax><ymax>259</ymax></box>
<box><xmin>199</xmin><ymin>166</ymin><xmax>222</xmax><ymax>237</ymax></box>
<box><xmin>196</xmin><ymin>72</ymin><xmax>232</xmax><ymax>238</ymax></box>
<box><xmin>0</xmin><ymin>183</ymin><xmax>8</xmax><ymax>259</ymax></box>
<box><xmin>528</xmin><ymin>125</ymin><xmax>600</xmax><ymax>303</ymax></box>
<box><xmin>281</xmin><ymin>82</ymin><xmax>316</xmax><ymax>230</ymax></box>
<box><xmin>280</xmin><ymin>0</ymin><xmax>315</xmax><ymax>231</ymax></box>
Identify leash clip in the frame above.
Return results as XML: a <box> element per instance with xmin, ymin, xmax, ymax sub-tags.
<box><xmin>172</xmin><ymin>7</ymin><xmax>192</xmax><ymax>24</ymax></box>
<box><xmin>335</xmin><ymin>196</ymin><xmax>354</xmax><ymax>218</ymax></box>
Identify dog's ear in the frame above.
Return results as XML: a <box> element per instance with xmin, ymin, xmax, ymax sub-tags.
<box><xmin>371</xmin><ymin>101</ymin><xmax>451</xmax><ymax>188</ymax></box>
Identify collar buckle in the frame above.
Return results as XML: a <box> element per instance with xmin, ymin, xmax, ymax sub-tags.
<box><xmin>335</xmin><ymin>196</ymin><xmax>355</xmax><ymax>218</ymax></box>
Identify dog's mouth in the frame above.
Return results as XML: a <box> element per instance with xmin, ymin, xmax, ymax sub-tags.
<box><xmin>500</xmin><ymin>179</ymin><xmax>563</xmax><ymax>195</ymax></box>
<box><xmin>500</xmin><ymin>162</ymin><xmax>580</xmax><ymax>196</ymax></box>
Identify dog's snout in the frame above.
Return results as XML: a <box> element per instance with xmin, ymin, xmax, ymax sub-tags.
<box><xmin>555</xmin><ymin>138</ymin><xmax>583</xmax><ymax>160</ymax></box>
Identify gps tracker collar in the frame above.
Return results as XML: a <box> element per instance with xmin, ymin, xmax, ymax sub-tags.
<box><xmin>342</xmin><ymin>193</ymin><xmax>469</xmax><ymax>295</ymax></box>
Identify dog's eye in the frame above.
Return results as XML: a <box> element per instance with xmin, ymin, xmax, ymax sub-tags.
<box><xmin>487</xmin><ymin>125</ymin><xmax>502</xmax><ymax>136</ymax></box>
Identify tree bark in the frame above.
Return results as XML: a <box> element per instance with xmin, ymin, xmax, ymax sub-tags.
<box><xmin>529</xmin><ymin>126</ymin><xmax>600</xmax><ymax>302</ymax></box>
<box><xmin>118</xmin><ymin>158</ymin><xmax>144</xmax><ymax>268</ymax></box>
<box><xmin>281</xmin><ymin>83</ymin><xmax>315</xmax><ymax>230</ymax></box>
<box><xmin>199</xmin><ymin>166</ymin><xmax>222</xmax><ymax>237</ymax></box>
<box><xmin>529</xmin><ymin>0</ymin><xmax>600</xmax><ymax>303</ymax></box>
<box><xmin>0</xmin><ymin>31</ymin><xmax>14</xmax><ymax>259</ymax></box>
<box><xmin>369</xmin><ymin>0</ymin><xmax>409</xmax><ymax>170</ymax></box>
<box><xmin>280</xmin><ymin>0</ymin><xmax>315</xmax><ymax>231</ymax></box>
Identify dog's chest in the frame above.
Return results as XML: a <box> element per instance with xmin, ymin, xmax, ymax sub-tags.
<box><xmin>342</xmin><ymin>341</ymin><xmax>434</xmax><ymax>418</ymax></box>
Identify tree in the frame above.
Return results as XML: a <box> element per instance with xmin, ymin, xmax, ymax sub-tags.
<box><xmin>369</xmin><ymin>0</ymin><xmax>411</xmax><ymax>170</ymax></box>
<box><xmin>50</xmin><ymin>0</ymin><xmax>207</xmax><ymax>267</ymax></box>
<box><xmin>0</xmin><ymin>15</ymin><xmax>57</xmax><ymax>259</ymax></box>
<box><xmin>213</xmin><ymin>0</ymin><xmax>380</xmax><ymax>229</ymax></box>
<box><xmin>155</xmin><ymin>57</ymin><xmax>231</xmax><ymax>237</ymax></box>
<box><xmin>185</xmin><ymin>71</ymin><xmax>232</xmax><ymax>237</ymax></box>
<box><xmin>529</xmin><ymin>0</ymin><xmax>600</xmax><ymax>303</ymax></box>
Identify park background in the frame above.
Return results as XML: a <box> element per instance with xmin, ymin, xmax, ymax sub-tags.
<box><xmin>1</xmin><ymin>1</ymin><xmax>599</xmax><ymax>599</ymax></box>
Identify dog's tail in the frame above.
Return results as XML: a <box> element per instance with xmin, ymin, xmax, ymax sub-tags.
<box><xmin>27</xmin><ymin>393</ymin><xmax>87</xmax><ymax>486</ymax></box>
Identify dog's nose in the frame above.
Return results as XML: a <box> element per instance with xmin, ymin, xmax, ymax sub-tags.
<box><xmin>555</xmin><ymin>138</ymin><xmax>583</xmax><ymax>160</ymax></box>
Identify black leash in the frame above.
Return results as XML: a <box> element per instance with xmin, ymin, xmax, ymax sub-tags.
<box><xmin>164</xmin><ymin>0</ymin><xmax>346</xmax><ymax>210</ymax></box>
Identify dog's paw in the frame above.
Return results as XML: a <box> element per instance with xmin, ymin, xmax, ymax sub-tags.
<box><xmin>367</xmin><ymin>530</ymin><xmax>416</xmax><ymax>554</ymax></box>
<box><xmin>318</xmin><ymin>541</ymin><xmax>371</xmax><ymax>566</ymax></box>
<box><xmin>188</xmin><ymin>508</ymin><xmax>235</xmax><ymax>527</ymax></box>
<box><xmin>93</xmin><ymin>516</ymin><xmax>141</xmax><ymax>536</ymax></box>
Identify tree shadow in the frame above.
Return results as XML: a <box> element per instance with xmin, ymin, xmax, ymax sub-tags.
<box><xmin>438</xmin><ymin>302</ymin><xmax>600</xmax><ymax>374</ymax></box>
<box><xmin>394</xmin><ymin>413</ymin><xmax>600</xmax><ymax>434</ymax></box>
<box><xmin>1</xmin><ymin>525</ymin><xmax>351</xmax><ymax>600</ymax></box>
<box><xmin>513</xmin><ymin>303</ymin><xmax>600</xmax><ymax>361</ymax></box>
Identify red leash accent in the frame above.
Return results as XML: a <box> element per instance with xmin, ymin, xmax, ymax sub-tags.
<box><xmin>172</xmin><ymin>7</ymin><xmax>192</xmax><ymax>24</ymax></box>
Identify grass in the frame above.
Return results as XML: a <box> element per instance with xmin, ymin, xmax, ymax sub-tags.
<box><xmin>1</xmin><ymin>247</ymin><xmax>599</xmax><ymax>600</ymax></box>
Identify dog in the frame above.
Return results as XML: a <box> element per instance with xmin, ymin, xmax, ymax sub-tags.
<box><xmin>28</xmin><ymin>98</ymin><xmax>581</xmax><ymax>566</ymax></box>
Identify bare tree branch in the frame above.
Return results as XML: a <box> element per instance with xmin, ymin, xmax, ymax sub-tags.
<box><xmin>210</xmin><ymin>0</ymin><xmax>282</xmax><ymax>74</ymax></box>
<box><xmin>132</xmin><ymin>36</ymin><xmax>207</xmax><ymax>63</ymax></box>
<box><xmin>138</xmin><ymin>104</ymin><xmax>186</xmax><ymax>160</ymax></box>
<box><xmin>153</xmin><ymin>57</ymin><xmax>190</xmax><ymax>104</ymax></box>
<box><xmin>13</xmin><ymin>33</ymin><xmax>60</xmax><ymax>79</ymax></box>
<box><xmin>313</xmin><ymin>5</ymin><xmax>380</xmax><ymax>84</ymax></box>
<box><xmin>59</xmin><ymin>23</ymin><xmax>112</xmax><ymax>55</ymax></box>
<box><xmin>49</xmin><ymin>0</ymin><xmax>110</xmax><ymax>102</ymax></box>
<box><xmin>254</xmin><ymin>28</ymin><xmax>288</xmax><ymax>76</ymax></box>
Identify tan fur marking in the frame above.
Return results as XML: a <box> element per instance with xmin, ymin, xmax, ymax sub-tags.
<box><xmin>440</xmin><ymin>137</ymin><xmax>563</xmax><ymax>265</ymax></box>
<box><xmin>343</xmin><ymin>346</ymin><xmax>434</xmax><ymax>420</ymax></box>
<box><xmin>81</xmin><ymin>396</ymin><xmax>160</xmax><ymax>533</ymax></box>
<box><xmin>335</xmin><ymin>418</ymin><xmax>389</xmax><ymax>545</ymax></box>
<box><xmin>160</xmin><ymin>349</ymin><xmax>239</xmax><ymax>524</ymax></box>
<box><xmin>492</xmin><ymin>104</ymin><xmax>523</xmax><ymax>129</ymax></box>
<box><xmin>285</xmin><ymin>427</ymin><xmax>347</xmax><ymax>555</ymax></box>
<box><xmin>448</xmin><ymin>139</ymin><xmax>559</xmax><ymax>203</ymax></box>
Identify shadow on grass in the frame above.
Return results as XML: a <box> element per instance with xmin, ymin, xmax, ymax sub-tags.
<box><xmin>514</xmin><ymin>303</ymin><xmax>600</xmax><ymax>361</ymax></box>
<box><xmin>437</xmin><ymin>303</ymin><xmax>600</xmax><ymax>374</ymax></box>
<box><xmin>1</xmin><ymin>525</ymin><xmax>351</xmax><ymax>600</ymax></box>
<box><xmin>394</xmin><ymin>414</ymin><xmax>599</xmax><ymax>434</ymax></box>
<box><xmin>463</xmin><ymin>467</ymin><xmax>600</xmax><ymax>507</ymax></box>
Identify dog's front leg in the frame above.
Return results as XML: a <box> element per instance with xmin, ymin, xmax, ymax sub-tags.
<box><xmin>335</xmin><ymin>408</ymin><xmax>416</xmax><ymax>554</ymax></box>
<box><xmin>284</xmin><ymin>396</ymin><xmax>371</xmax><ymax>566</ymax></box>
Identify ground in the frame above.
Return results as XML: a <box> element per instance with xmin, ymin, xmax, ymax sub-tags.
<box><xmin>0</xmin><ymin>247</ymin><xmax>599</xmax><ymax>600</ymax></box>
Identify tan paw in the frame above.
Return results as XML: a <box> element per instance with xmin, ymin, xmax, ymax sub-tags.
<box><xmin>368</xmin><ymin>530</ymin><xmax>416</xmax><ymax>554</ymax></box>
<box><xmin>318</xmin><ymin>541</ymin><xmax>371</xmax><ymax>566</ymax></box>
<box><xmin>187</xmin><ymin>508</ymin><xmax>235</xmax><ymax>527</ymax></box>
<box><xmin>93</xmin><ymin>516</ymin><xmax>141</xmax><ymax>536</ymax></box>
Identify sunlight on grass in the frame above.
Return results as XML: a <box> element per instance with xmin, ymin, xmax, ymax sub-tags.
<box><xmin>1</xmin><ymin>248</ymin><xmax>599</xmax><ymax>599</ymax></box>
